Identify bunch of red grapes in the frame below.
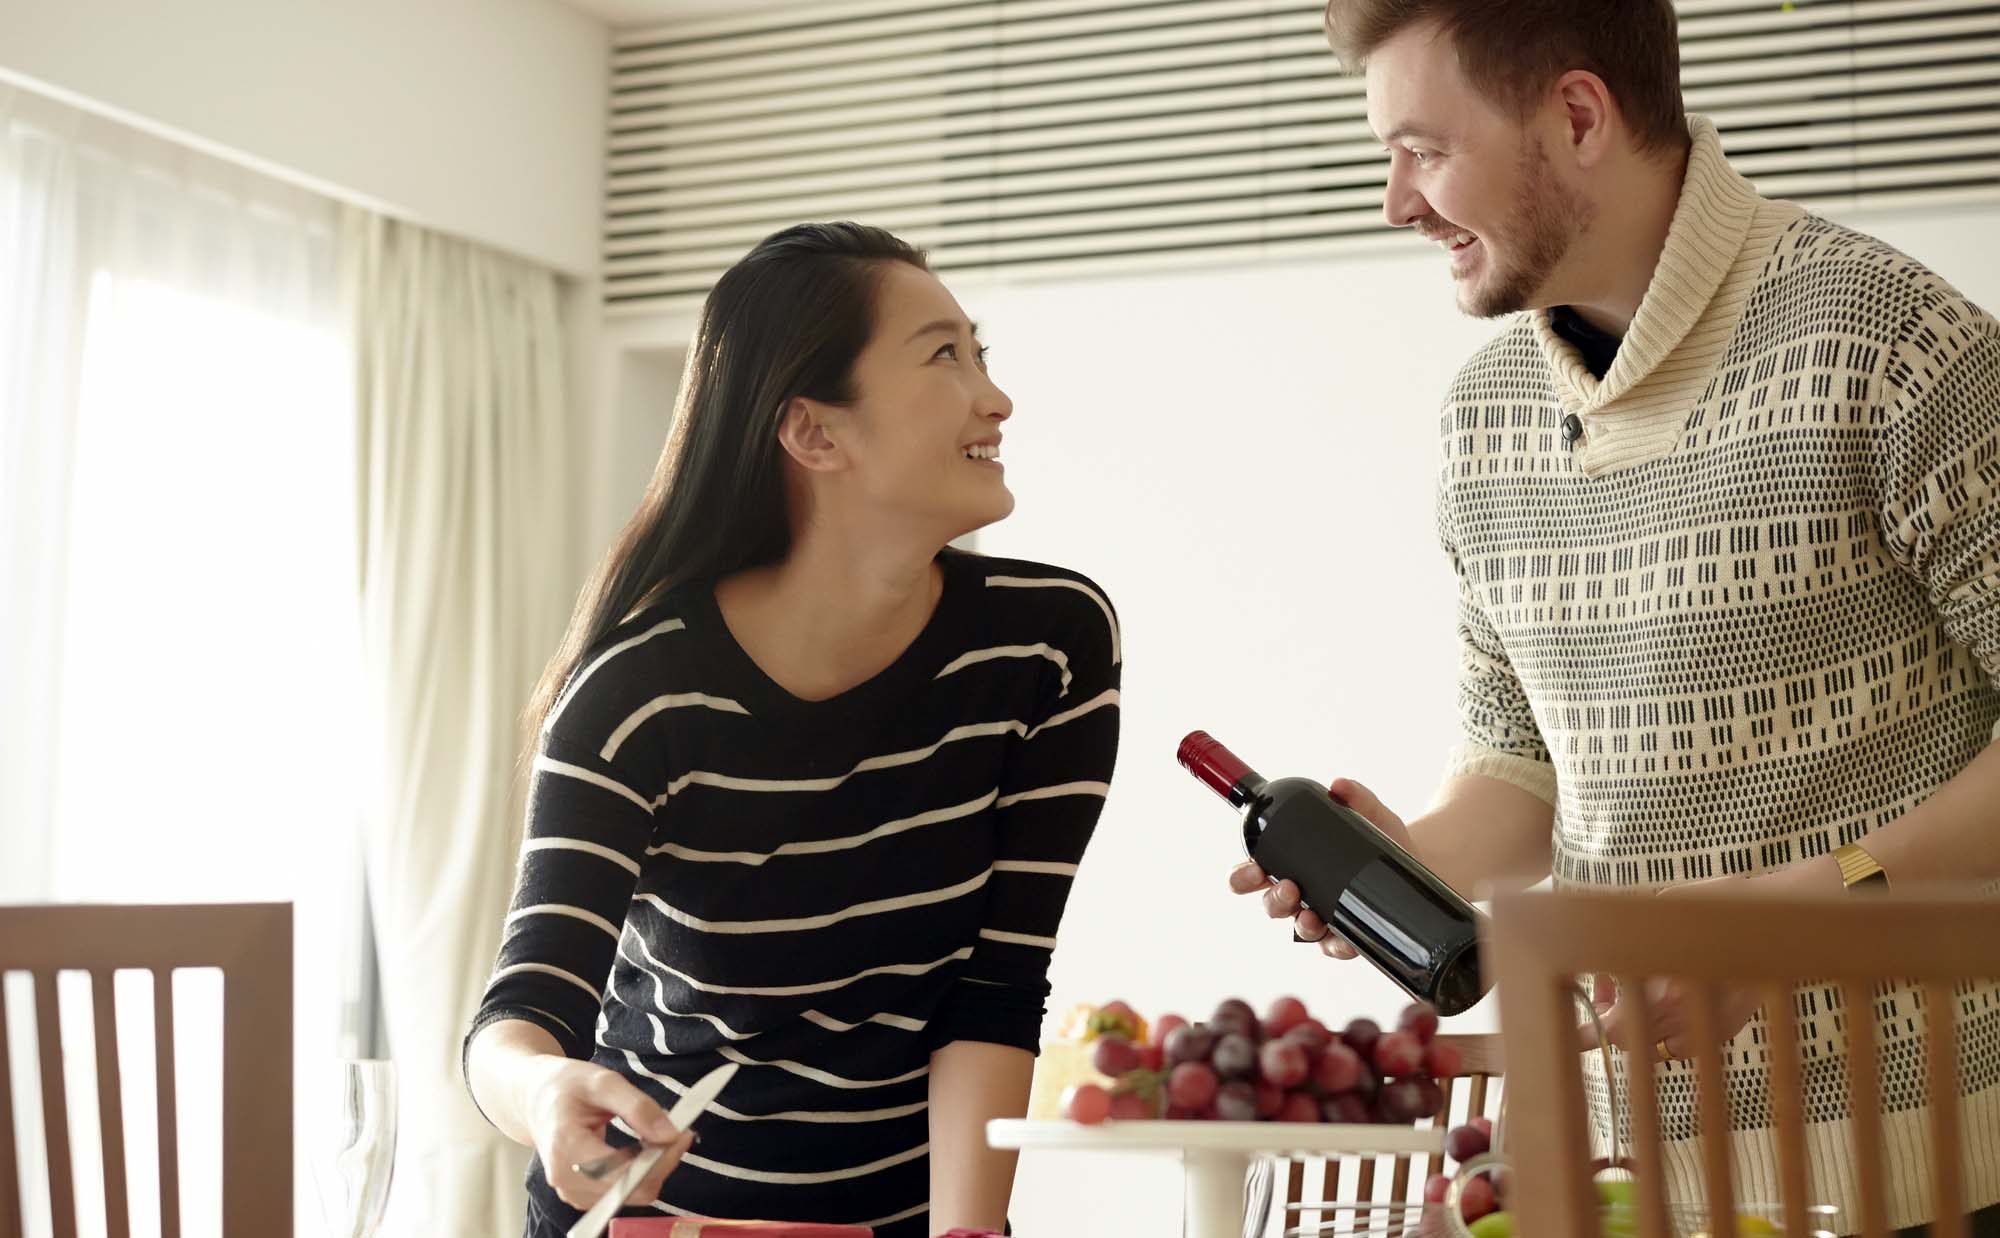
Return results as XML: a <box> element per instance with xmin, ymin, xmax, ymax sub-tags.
<box><xmin>1061</xmin><ymin>996</ymin><xmax>1460</xmax><ymax>1125</ymax></box>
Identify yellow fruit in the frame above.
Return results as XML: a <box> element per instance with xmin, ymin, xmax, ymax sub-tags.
<box><xmin>1686</xmin><ymin>1218</ymin><xmax>1782</xmax><ymax>1238</ymax></box>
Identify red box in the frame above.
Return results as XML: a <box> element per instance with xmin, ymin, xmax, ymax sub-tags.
<box><xmin>608</xmin><ymin>1221</ymin><xmax>872</xmax><ymax>1237</ymax></box>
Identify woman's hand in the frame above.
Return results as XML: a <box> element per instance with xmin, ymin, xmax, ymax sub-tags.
<box><xmin>521</xmin><ymin>1057</ymin><xmax>693</xmax><ymax>1211</ymax></box>
<box><xmin>1227</xmin><ymin>778</ymin><xmax>1415</xmax><ymax>959</ymax></box>
<box><xmin>1583</xmin><ymin>859</ymin><xmax>1841</xmax><ymax>1059</ymax></box>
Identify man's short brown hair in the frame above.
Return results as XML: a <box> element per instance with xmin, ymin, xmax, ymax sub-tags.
<box><xmin>1325</xmin><ymin>0</ymin><xmax>1688</xmax><ymax>155</ymax></box>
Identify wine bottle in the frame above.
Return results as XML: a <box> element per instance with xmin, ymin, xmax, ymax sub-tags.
<box><xmin>1178</xmin><ymin>730</ymin><xmax>1490</xmax><ymax>1016</ymax></box>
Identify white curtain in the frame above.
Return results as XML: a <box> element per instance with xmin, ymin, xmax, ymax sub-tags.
<box><xmin>344</xmin><ymin>207</ymin><xmax>577</xmax><ymax>1238</ymax></box>
<box><xmin>0</xmin><ymin>83</ymin><xmax>356</xmax><ymax>1238</ymax></box>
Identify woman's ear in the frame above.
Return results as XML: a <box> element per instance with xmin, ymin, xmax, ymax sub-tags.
<box><xmin>776</xmin><ymin>396</ymin><xmax>848</xmax><ymax>473</ymax></box>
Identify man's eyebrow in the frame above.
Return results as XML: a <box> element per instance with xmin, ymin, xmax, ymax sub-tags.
<box><xmin>903</xmin><ymin>318</ymin><xmax>981</xmax><ymax>344</ymax></box>
<box><xmin>1383</xmin><ymin>125</ymin><xmax>1448</xmax><ymax>147</ymax></box>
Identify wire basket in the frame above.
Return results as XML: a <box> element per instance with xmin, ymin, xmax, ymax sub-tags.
<box><xmin>1272</xmin><ymin>984</ymin><xmax>1844</xmax><ymax>1238</ymax></box>
<box><xmin>1274</xmin><ymin>1200</ymin><xmax>1842</xmax><ymax>1237</ymax></box>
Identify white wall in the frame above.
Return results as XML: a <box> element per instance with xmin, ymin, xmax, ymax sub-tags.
<box><xmin>0</xmin><ymin>0</ymin><xmax>606</xmax><ymax>276</ymax></box>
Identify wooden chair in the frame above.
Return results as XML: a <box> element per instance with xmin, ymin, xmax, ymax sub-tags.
<box><xmin>1272</xmin><ymin>1031</ymin><xmax>1506</xmax><ymax>1236</ymax></box>
<box><xmin>1488</xmin><ymin>887</ymin><xmax>2000</xmax><ymax>1238</ymax></box>
<box><xmin>0</xmin><ymin>903</ymin><xmax>292</xmax><ymax>1238</ymax></box>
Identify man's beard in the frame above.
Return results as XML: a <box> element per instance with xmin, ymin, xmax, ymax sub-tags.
<box><xmin>1453</xmin><ymin>136</ymin><xmax>1593</xmax><ymax>319</ymax></box>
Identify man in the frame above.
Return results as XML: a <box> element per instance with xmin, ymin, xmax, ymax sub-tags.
<box><xmin>1230</xmin><ymin>2</ymin><xmax>2000</xmax><ymax>1232</ymax></box>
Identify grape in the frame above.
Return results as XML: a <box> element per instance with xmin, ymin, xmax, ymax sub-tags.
<box><xmin>1262</xmin><ymin>995</ymin><xmax>1309</xmax><ymax>1039</ymax></box>
<box><xmin>1255</xmin><ymin>1081</ymin><xmax>1284</xmax><ymax>1119</ymax></box>
<box><xmin>1424</xmin><ymin>1173</ymin><xmax>1452</xmax><ymax>1204</ymax></box>
<box><xmin>1259</xmin><ymin>1038</ymin><xmax>1310</xmax><ymax>1089</ymax></box>
<box><xmin>1410</xmin><ymin>1077</ymin><xmax>1445</xmax><ymax>1121</ymax></box>
<box><xmin>1168</xmin><ymin>1061</ymin><xmax>1219</xmax><ymax>1110</ymax></box>
<box><xmin>1312</xmin><ymin>1042</ymin><xmax>1365</xmax><ymax>1093</ymax></box>
<box><xmin>1458</xmin><ymin>1174</ymin><xmax>1497</xmax><ymax>1222</ymax></box>
<box><xmin>1062</xmin><ymin>1083</ymin><xmax>1111</xmax><ymax>1125</ymax></box>
<box><xmin>1322</xmin><ymin>1093</ymin><xmax>1371</xmax><ymax>1124</ymax></box>
<box><xmin>1373</xmin><ymin>1030</ymin><xmax>1425</xmax><ymax>1078</ymax></box>
<box><xmin>1092</xmin><ymin>1035</ymin><xmax>1141</xmax><ymax>1078</ymax></box>
<box><xmin>1211</xmin><ymin>998</ymin><xmax>1257</xmax><ymax>1040</ymax></box>
<box><xmin>1214</xmin><ymin>1080</ymin><xmax>1259</xmax><ymax>1121</ymax></box>
<box><xmin>1164</xmin><ymin>1104</ymin><xmax>1200</xmax><ymax>1120</ymax></box>
<box><xmin>1165</xmin><ymin>1023</ymin><xmax>1217</xmax><ymax>1066</ymax></box>
<box><xmin>1152</xmin><ymin>1012</ymin><xmax>1188</xmax><ymax>1047</ymax></box>
<box><xmin>1278</xmin><ymin>1091</ymin><xmax>1321</xmax><ymax>1122</ymax></box>
<box><xmin>1469</xmin><ymin>1115</ymin><xmax>1494</xmax><ymax>1139</ymax></box>
<box><xmin>1397</xmin><ymin>1002</ymin><xmax>1441</xmax><ymax>1044</ymax></box>
<box><xmin>1212</xmin><ymin>1032</ymin><xmax>1258</xmax><ymax>1079</ymax></box>
<box><xmin>1349</xmin><ymin>1067</ymin><xmax>1380</xmax><ymax>1099</ymax></box>
<box><xmin>1423</xmin><ymin>1040</ymin><xmax>1463</xmax><ymax>1080</ymax></box>
<box><xmin>1108</xmin><ymin>1089</ymin><xmax>1154</xmax><ymax>1121</ymax></box>
<box><xmin>1284</xmin><ymin>1017</ymin><xmax>1333</xmax><ymax>1053</ymax></box>
<box><xmin>1377</xmin><ymin>1077</ymin><xmax>1431</xmax><ymax>1123</ymax></box>
<box><xmin>1137</xmin><ymin>1042</ymin><xmax>1165</xmax><ymax>1073</ymax></box>
<box><xmin>1342</xmin><ymin>1017</ymin><xmax>1382</xmax><ymax>1058</ymax></box>
<box><xmin>1446</xmin><ymin>1123</ymin><xmax>1491</xmax><ymax>1163</ymax></box>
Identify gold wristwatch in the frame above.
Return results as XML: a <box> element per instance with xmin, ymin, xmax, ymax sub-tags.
<box><xmin>1832</xmin><ymin>842</ymin><xmax>1888</xmax><ymax>891</ymax></box>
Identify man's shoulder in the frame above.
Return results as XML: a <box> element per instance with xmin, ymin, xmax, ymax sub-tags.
<box><xmin>1441</xmin><ymin>315</ymin><xmax>1553</xmax><ymax>414</ymax></box>
<box><xmin>1759</xmin><ymin>212</ymin><xmax>1981</xmax><ymax>338</ymax></box>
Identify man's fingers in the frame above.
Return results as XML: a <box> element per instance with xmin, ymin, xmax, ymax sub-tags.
<box><xmin>1319</xmin><ymin>930</ymin><xmax>1359</xmax><ymax>960</ymax></box>
<box><xmin>1327</xmin><ymin>777</ymin><xmax>1396</xmax><ymax>831</ymax></box>
<box><xmin>1263</xmin><ymin>878</ymin><xmax>1303</xmax><ymax>920</ymax></box>
<box><xmin>1229</xmin><ymin>861</ymin><xmax>1269</xmax><ymax>895</ymax></box>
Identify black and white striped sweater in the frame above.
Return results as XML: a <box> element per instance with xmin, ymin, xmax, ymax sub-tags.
<box><xmin>470</xmin><ymin>549</ymin><xmax>1120</xmax><ymax>1235</ymax></box>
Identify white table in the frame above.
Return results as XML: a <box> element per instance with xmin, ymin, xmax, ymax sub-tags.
<box><xmin>988</xmin><ymin>1119</ymin><xmax>1443</xmax><ymax>1238</ymax></box>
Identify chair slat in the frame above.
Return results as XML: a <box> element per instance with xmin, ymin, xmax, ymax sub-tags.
<box><xmin>34</xmin><ymin>970</ymin><xmax>78</xmax><ymax>1238</ymax></box>
<box><xmin>154</xmin><ymin>969</ymin><xmax>180</xmax><ymax>1238</ymax></box>
<box><xmin>1845</xmin><ymin>980</ymin><xmax>1890</xmax><ymax>1238</ymax></box>
<box><xmin>0</xmin><ymin>974</ymin><xmax>22</xmax><ymax>1238</ymax></box>
<box><xmin>1926</xmin><ymin>981</ymin><xmax>1968</xmax><ymax>1238</ymax></box>
<box><xmin>90</xmin><ymin>970</ymin><xmax>130</xmax><ymax>1238</ymax></box>
<box><xmin>1616</xmin><ymin>975</ymin><xmax>1673</xmax><ymax>1238</ymax></box>
<box><xmin>1763</xmin><ymin>980</ymin><xmax>1813</xmax><ymax>1238</ymax></box>
<box><xmin>1686</xmin><ymin>985</ymin><xmax>1737</xmax><ymax>1238</ymax></box>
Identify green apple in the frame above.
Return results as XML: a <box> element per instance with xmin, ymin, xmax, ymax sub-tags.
<box><xmin>1467</xmin><ymin>1211</ymin><xmax>1516</xmax><ymax>1238</ymax></box>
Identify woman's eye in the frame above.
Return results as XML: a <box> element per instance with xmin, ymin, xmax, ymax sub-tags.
<box><xmin>976</xmin><ymin>345</ymin><xmax>991</xmax><ymax>368</ymax></box>
<box><xmin>934</xmin><ymin>342</ymin><xmax>958</xmax><ymax>361</ymax></box>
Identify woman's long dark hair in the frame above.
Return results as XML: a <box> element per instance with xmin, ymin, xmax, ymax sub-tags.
<box><xmin>524</xmin><ymin>222</ymin><xmax>930</xmax><ymax>746</ymax></box>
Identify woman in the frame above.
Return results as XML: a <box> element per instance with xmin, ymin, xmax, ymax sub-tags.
<box><xmin>465</xmin><ymin>222</ymin><xmax>1120</xmax><ymax>1236</ymax></box>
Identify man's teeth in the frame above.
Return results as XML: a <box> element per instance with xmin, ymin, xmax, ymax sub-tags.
<box><xmin>964</xmin><ymin>444</ymin><xmax>1000</xmax><ymax>461</ymax></box>
<box><xmin>1441</xmin><ymin>231</ymin><xmax>1476</xmax><ymax>251</ymax></box>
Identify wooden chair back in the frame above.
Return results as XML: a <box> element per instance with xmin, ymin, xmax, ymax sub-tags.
<box><xmin>1273</xmin><ymin>1031</ymin><xmax>1505</xmax><ymax>1236</ymax></box>
<box><xmin>1488</xmin><ymin>887</ymin><xmax>2000</xmax><ymax>1238</ymax></box>
<box><xmin>0</xmin><ymin>902</ymin><xmax>292</xmax><ymax>1238</ymax></box>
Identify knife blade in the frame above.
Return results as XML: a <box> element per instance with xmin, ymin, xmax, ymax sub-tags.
<box><xmin>565</xmin><ymin>1062</ymin><xmax>738</xmax><ymax>1238</ymax></box>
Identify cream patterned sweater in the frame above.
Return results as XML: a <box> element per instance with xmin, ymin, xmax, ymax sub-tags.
<box><xmin>1437</xmin><ymin>116</ymin><xmax>2000</xmax><ymax>1228</ymax></box>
